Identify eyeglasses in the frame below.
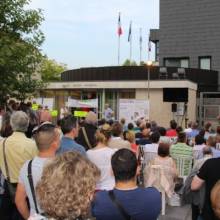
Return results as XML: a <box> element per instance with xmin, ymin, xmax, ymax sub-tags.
<box><xmin>32</xmin><ymin>121</ymin><xmax>56</xmax><ymax>134</ymax></box>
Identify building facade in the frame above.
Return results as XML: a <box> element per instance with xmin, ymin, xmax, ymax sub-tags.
<box><xmin>150</xmin><ymin>0</ymin><xmax>220</xmax><ymax>82</ymax></box>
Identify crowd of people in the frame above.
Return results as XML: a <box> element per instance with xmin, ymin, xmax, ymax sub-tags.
<box><xmin>0</xmin><ymin>101</ymin><xmax>220</xmax><ymax>220</ymax></box>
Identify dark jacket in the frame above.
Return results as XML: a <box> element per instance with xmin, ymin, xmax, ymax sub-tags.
<box><xmin>182</xmin><ymin>169</ymin><xmax>205</xmax><ymax>210</ymax></box>
<box><xmin>76</xmin><ymin>123</ymin><xmax>97</xmax><ymax>151</ymax></box>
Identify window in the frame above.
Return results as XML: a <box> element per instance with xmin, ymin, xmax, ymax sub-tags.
<box><xmin>199</xmin><ymin>57</ymin><xmax>211</xmax><ymax>70</ymax></box>
<box><xmin>164</xmin><ymin>58</ymin><xmax>189</xmax><ymax>68</ymax></box>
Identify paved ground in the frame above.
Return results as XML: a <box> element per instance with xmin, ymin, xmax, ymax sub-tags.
<box><xmin>158</xmin><ymin>205</ymin><xmax>191</xmax><ymax>220</ymax></box>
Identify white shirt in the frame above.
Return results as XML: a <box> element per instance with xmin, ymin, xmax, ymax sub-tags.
<box><xmin>143</xmin><ymin>143</ymin><xmax>159</xmax><ymax>153</ymax></box>
<box><xmin>19</xmin><ymin>157</ymin><xmax>50</xmax><ymax>215</ymax></box>
<box><xmin>87</xmin><ymin>147</ymin><xmax>116</xmax><ymax>190</ymax></box>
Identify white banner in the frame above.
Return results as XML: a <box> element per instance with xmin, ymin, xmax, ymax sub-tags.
<box><xmin>119</xmin><ymin>99</ymin><xmax>149</xmax><ymax>124</ymax></box>
<box><xmin>67</xmin><ymin>98</ymin><xmax>98</xmax><ymax>108</ymax></box>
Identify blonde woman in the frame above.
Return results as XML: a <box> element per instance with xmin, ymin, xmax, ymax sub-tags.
<box><xmin>87</xmin><ymin>124</ymin><xmax>116</xmax><ymax>190</ymax></box>
<box><xmin>29</xmin><ymin>151</ymin><xmax>100</xmax><ymax>220</ymax></box>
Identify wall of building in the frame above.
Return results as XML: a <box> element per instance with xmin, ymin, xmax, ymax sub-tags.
<box><xmin>159</xmin><ymin>0</ymin><xmax>220</xmax><ymax>79</ymax></box>
<box><xmin>136</xmin><ymin>88</ymin><xmax>197</xmax><ymax>127</ymax></box>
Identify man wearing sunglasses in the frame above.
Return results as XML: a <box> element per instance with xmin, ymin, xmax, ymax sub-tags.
<box><xmin>15</xmin><ymin>122</ymin><xmax>60</xmax><ymax>219</ymax></box>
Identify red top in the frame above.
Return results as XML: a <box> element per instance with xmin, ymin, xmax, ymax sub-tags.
<box><xmin>166</xmin><ymin>129</ymin><xmax>177</xmax><ymax>137</ymax></box>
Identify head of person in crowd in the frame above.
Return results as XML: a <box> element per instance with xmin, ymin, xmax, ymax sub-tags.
<box><xmin>192</xmin><ymin>121</ymin><xmax>199</xmax><ymax>130</ymax></box>
<box><xmin>0</xmin><ymin>111</ymin><xmax>13</xmax><ymax>137</ymax></box>
<box><xmin>202</xmin><ymin>146</ymin><xmax>213</xmax><ymax>157</ymax></box>
<box><xmin>176</xmin><ymin>126</ymin><xmax>183</xmax><ymax>134</ymax></box>
<box><xmin>120</xmin><ymin>118</ymin><xmax>126</xmax><ymax>126</ymax></box>
<box><xmin>135</xmin><ymin>118</ymin><xmax>142</xmax><ymax>128</ymax></box>
<box><xmin>107</xmin><ymin>119</ymin><xmax>114</xmax><ymax>126</ymax></box>
<box><xmin>141</xmin><ymin>125</ymin><xmax>151</xmax><ymax>138</ymax></box>
<box><xmin>60</xmin><ymin>115</ymin><xmax>79</xmax><ymax>139</ymax></box>
<box><xmin>170</xmin><ymin>120</ymin><xmax>177</xmax><ymax>130</ymax></box>
<box><xmin>206</xmin><ymin>136</ymin><xmax>217</xmax><ymax>148</ymax></box>
<box><xmin>158</xmin><ymin>143</ymin><xmax>170</xmax><ymax>158</ymax></box>
<box><xmin>85</xmin><ymin>111</ymin><xmax>97</xmax><ymax>126</ymax></box>
<box><xmin>32</xmin><ymin>122</ymin><xmax>60</xmax><ymax>153</ymax></box>
<box><xmin>158</xmin><ymin>127</ymin><xmax>166</xmax><ymax>136</ymax></box>
<box><xmin>177</xmin><ymin>132</ymin><xmax>187</xmax><ymax>143</ymax></box>
<box><xmin>211</xmin><ymin>180</ymin><xmax>220</xmax><ymax>219</ymax></box>
<box><xmin>123</xmin><ymin>130</ymin><xmax>136</xmax><ymax>144</ymax></box>
<box><xmin>38</xmin><ymin>105</ymin><xmax>43</xmax><ymax>111</ymax></box>
<box><xmin>199</xmin><ymin>128</ymin><xmax>205</xmax><ymax>137</ymax></box>
<box><xmin>204</xmin><ymin>122</ymin><xmax>212</xmax><ymax>132</ymax></box>
<box><xmin>150</xmin><ymin>121</ymin><xmax>158</xmax><ymax>132</ymax></box>
<box><xmin>111</xmin><ymin>149</ymin><xmax>138</xmax><ymax>183</ymax></box>
<box><xmin>96</xmin><ymin>124</ymin><xmax>112</xmax><ymax>146</ymax></box>
<box><xmin>127</xmin><ymin>122</ymin><xmax>134</xmax><ymax>131</ymax></box>
<box><xmin>150</xmin><ymin>132</ymin><xmax>160</xmax><ymax>144</ymax></box>
<box><xmin>195</xmin><ymin>134</ymin><xmax>206</xmax><ymax>145</ymax></box>
<box><xmin>36</xmin><ymin>151</ymin><xmax>100</xmax><ymax>220</ymax></box>
<box><xmin>111</xmin><ymin>122</ymin><xmax>123</xmax><ymax>137</ymax></box>
<box><xmin>10</xmin><ymin>111</ymin><xmax>29</xmax><ymax>133</ymax></box>
<box><xmin>19</xmin><ymin>102</ymin><xmax>28</xmax><ymax>113</ymax></box>
<box><xmin>98</xmin><ymin>118</ymin><xmax>106</xmax><ymax>127</ymax></box>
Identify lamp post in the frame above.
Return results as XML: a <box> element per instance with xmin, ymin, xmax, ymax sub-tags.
<box><xmin>146</xmin><ymin>60</ymin><xmax>153</xmax><ymax>100</ymax></box>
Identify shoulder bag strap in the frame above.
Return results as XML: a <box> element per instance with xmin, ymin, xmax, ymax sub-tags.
<box><xmin>108</xmin><ymin>190</ymin><xmax>132</xmax><ymax>220</ymax></box>
<box><xmin>27</xmin><ymin>160</ymin><xmax>39</xmax><ymax>214</ymax></box>
<box><xmin>2</xmin><ymin>138</ymin><xmax>10</xmax><ymax>182</ymax></box>
<box><xmin>82</xmin><ymin>127</ymin><xmax>92</xmax><ymax>149</ymax></box>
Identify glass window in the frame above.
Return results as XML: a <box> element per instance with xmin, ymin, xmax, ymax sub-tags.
<box><xmin>180</xmin><ymin>59</ymin><xmax>189</xmax><ymax>68</ymax></box>
<box><xmin>199</xmin><ymin>57</ymin><xmax>211</xmax><ymax>70</ymax></box>
<box><xmin>164</xmin><ymin>58</ymin><xmax>189</xmax><ymax>68</ymax></box>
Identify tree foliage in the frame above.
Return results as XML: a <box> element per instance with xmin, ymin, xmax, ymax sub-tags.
<box><xmin>122</xmin><ymin>59</ymin><xmax>137</xmax><ymax>66</ymax></box>
<box><xmin>40</xmin><ymin>57</ymin><xmax>67</xmax><ymax>82</ymax></box>
<box><xmin>0</xmin><ymin>0</ymin><xmax>45</xmax><ymax>104</ymax></box>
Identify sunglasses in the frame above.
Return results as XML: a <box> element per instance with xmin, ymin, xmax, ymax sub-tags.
<box><xmin>32</xmin><ymin>121</ymin><xmax>56</xmax><ymax>134</ymax></box>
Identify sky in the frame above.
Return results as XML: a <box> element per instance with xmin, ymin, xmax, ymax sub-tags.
<box><xmin>29</xmin><ymin>0</ymin><xmax>159</xmax><ymax>69</ymax></box>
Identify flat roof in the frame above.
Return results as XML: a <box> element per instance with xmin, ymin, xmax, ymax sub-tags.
<box><xmin>48</xmin><ymin>80</ymin><xmax>197</xmax><ymax>90</ymax></box>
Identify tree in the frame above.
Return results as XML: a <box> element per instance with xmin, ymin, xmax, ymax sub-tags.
<box><xmin>40</xmin><ymin>57</ymin><xmax>67</xmax><ymax>82</ymax></box>
<box><xmin>0</xmin><ymin>0</ymin><xmax>45</xmax><ymax>105</ymax></box>
<box><xmin>122</xmin><ymin>59</ymin><xmax>137</xmax><ymax>66</ymax></box>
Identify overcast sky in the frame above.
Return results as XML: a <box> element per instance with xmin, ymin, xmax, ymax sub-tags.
<box><xmin>30</xmin><ymin>0</ymin><xmax>159</xmax><ymax>69</ymax></box>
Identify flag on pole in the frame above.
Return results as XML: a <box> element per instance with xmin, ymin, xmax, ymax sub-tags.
<box><xmin>139</xmin><ymin>28</ymin><xmax>143</xmax><ymax>48</ymax></box>
<box><xmin>128</xmin><ymin>21</ymin><xmax>132</xmax><ymax>42</ymax></box>
<box><xmin>117</xmin><ymin>12</ymin><xmax>122</xmax><ymax>36</ymax></box>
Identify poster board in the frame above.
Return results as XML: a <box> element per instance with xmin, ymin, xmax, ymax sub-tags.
<box><xmin>119</xmin><ymin>99</ymin><xmax>149</xmax><ymax>124</ymax></box>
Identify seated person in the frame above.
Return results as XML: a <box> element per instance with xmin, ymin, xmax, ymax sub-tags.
<box><xmin>144</xmin><ymin>143</ymin><xmax>178</xmax><ymax>198</ymax></box>
<box><xmin>136</xmin><ymin>123</ymin><xmax>151</xmax><ymax>145</ymax></box>
<box><xmin>92</xmin><ymin>149</ymin><xmax>161</xmax><ymax>220</ymax></box>
<box><xmin>166</xmin><ymin>120</ymin><xmax>177</xmax><ymax>137</ymax></box>
<box><xmin>193</xmin><ymin>134</ymin><xmax>206</xmax><ymax>161</ymax></box>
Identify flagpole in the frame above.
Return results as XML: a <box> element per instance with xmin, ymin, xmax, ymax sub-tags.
<box><xmin>139</xmin><ymin>28</ymin><xmax>142</xmax><ymax>65</ymax></box>
<box><xmin>117</xmin><ymin>12</ymin><xmax>122</xmax><ymax>66</ymax></box>
<box><xmin>118</xmin><ymin>35</ymin><xmax>120</xmax><ymax>65</ymax></box>
<box><xmin>129</xmin><ymin>21</ymin><xmax>132</xmax><ymax>65</ymax></box>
